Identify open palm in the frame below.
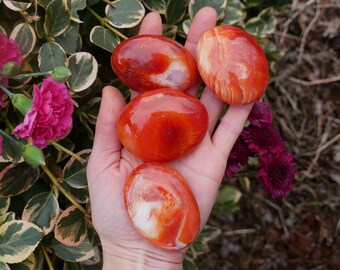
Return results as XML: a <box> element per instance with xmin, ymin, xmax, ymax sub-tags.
<box><xmin>87</xmin><ymin>7</ymin><xmax>253</xmax><ymax>265</ymax></box>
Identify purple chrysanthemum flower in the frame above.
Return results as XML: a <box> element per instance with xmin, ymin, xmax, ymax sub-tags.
<box><xmin>226</xmin><ymin>137</ymin><xmax>251</xmax><ymax>177</ymax></box>
<box><xmin>242</xmin><ymin>124</ymin><xmax>285</xmax><ymax>154</ymax></box>
<box><xmin>258</xmin><ymin>151</ymin><xmax>296</xmax><ymax>198</ymax></box>
<box><xmin>248</xmin><ymin>101</ymin><xmax>273</xmax><ymax>127</ymax></box>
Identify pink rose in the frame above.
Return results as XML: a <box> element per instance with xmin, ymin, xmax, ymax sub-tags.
<box><xmin>12</xmin><ymin>77</ymin><xmax>74</xmax><ymax>148</ymax></box>
<box><xmin>0</xmin><ymin>33</ymin><xmax>22</xmax><ymax>86</ymax></box>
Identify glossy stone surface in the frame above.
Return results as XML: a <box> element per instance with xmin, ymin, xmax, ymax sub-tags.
<box><xmin>124</xmin><ymin>162</ymin><xmax>200</xmax><ymax>250</ymax></box>
<box><xmin>118</xmin><ymin>89</ymin><xmax>208</xmax><ymax>162</ymax></box>
<box><xmin>196</xmin><ymin>25</ymin><xmax>269</xmax><ymax>105</ymax></box>
<box><xmin>111</xmin><ymin>35</ymin><xmax>199</xmax><ymax>92</ymax></box>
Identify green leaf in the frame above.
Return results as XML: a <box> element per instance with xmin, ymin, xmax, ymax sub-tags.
<box><xmin>245</xmin><ymin>8</ymin><xmax>277</xmax><ymax>38</ymax></box>
<box><xmin>10</xmin><ymin>253</ymin><xmax>36</xmax><ymax>270</ymax></box>
<box><xmin>55</xmin><ymin>22</ymin><xmax>80</xmax><ymax>54</ymax></box>
<box><xmin>0</xmin><ymin>163</ymin><xmax>40</xmax><ymax>197</ymax></box>
<box><xmin>143</xmin><ymin>0</ymin><xmax>166</xmax><ymax>14</ymax></box>
<box><xmin>67</xmin><ymin>52</ymin><xmax>98</xmax><ymax>92</ymax></box>
<box><xmin>0</xmin><ymin>198</ymin><xmax>10</xmax><ymax>216</ymax></box>
<box><xmin>105</xmin><ymin>0</ymin><xmax>145</xmax><ymax>29</ymax></box>
<box><xmin>0</xmin><ymin>212</ymin><xmax>15</xmax><ymax>226</ymax></box>
<box><xmin>217</xmin><ymin>186</ymin><xmax>242</xmax><ymax>204</ymax></box>
<box><xmin>162</xmin><ymin>24</ymin><xmax>177</xmax><ymax>39</ymax></box>
<box><xmin>44</xmin><ymin>0</ymin><xmax>71</xmax><ymax>37</ymax></box>
<box><xmin>3</xmin><ymin>0</ymin><xmax>31</xmax><ymax>11</ymax></box>
<box><xmin>221</xmin><ymin>0</ymin><xmax>246</xmax><ymax>25</ymax></box>
<box><xmin>38</xmin><ymin>42</ymin><xmax>67</xmax><ymax>72</ymax></box>
<box><xmin>183</xmin><ymin>255</ymin><xmax>197</xmax><ymax>270</ymax></box>
<box><xmin>9</xmin><ymin>23</ymin><xmax>36</xmax><ymax>58</ymax></box>
<box><xmin>55</xmin><ymin>206</ymin><xmax>87</xmax><ymax>246</ymax></box>
<box><xmin>188</xmin><ymin>0</ymin><xmax>226</xmax><ymax>20</ymax></box>
<box><xmin>37</xmin><ymin>0</ymin><xmax>50</xmax><ymax>9</ymax></box>
<box><xmin>63</xmin><ymin>150</ymin><xmax>91</xmax><ymax>189</ymax></box>
<box><xmin>22</xmin><ymin>192</ymin><xmax>60</xmax><ymax>235</ymax></box>
<box><xmin>0</xmin><ymin>262</ymin><xmax>10</xmax><ymax>270</ymax></box>
<box><xmin>165</xmin><ymin>0</ymin><xmax>189</xmax><ymax>25</ymax></box>
<box><xmin>190</xmin><ymin>225</ymin><xmax>221</xmax><ymax>259</ymax></box>
<box><xmin>51</xmin><ymin>237</ymin><xmax>95</xmax><ymax>262</ymax></box>
<box><xmin>89</xmin><ymin>26</ymin><xmax>120</xmax><ymax>53</ymax></box>
<box><xmin>0</xmin><ymin>220</ymin><xmax>43</xmax><ymax>264</ymax></box>
<box><xmin>67</xmin><ymin>0</ymin><xmax>86</xmax><ymax>23</ymax></box>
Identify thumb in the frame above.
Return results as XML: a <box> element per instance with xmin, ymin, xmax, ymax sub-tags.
<box><xmin>91</xmin><ymin>86</ymin><xmax>126</xmax><ymax>161</ymax></box>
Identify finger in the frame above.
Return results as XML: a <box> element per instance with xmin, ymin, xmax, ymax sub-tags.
<box><xmin>185</xmin><ymin>7</ymin><xmax>217</xmax><ymax>96</ymax></box>
<box><xmin>199</xmin><ymin>87</ymin><xmax>224</xmax><ymax>135</ymax></box>
<box><xmin>212</xmin><ymin>103</ymin><xmax>253</xmax><ymax>158</ymax></box>
<box><xmin>130</xmin><ymin>12</ymin><xmax>163</xmax><ymax>100</ymax></box>
<box><xmin>92</xmin><ymin>86</ymin><xmax>126</xmax><ymax>157</ymax></box>
<box><xmin>138</xmin><ymin>12</ymin><xmax>162</xmax><ymax>35</ymax></box>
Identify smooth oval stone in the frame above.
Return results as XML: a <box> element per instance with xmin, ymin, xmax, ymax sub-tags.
<box><xmin>124</xmin><ymin>162</ymin><xmax>200</xmax><ymax>250</ymax></box>
<box><xmin>117</xmin><ymin>88</ymin><xmax>208</xmax><ymax>162</ymax></box>
<box><xmin>111</xmin><ymin>35</ymin><xmax>199</xmax><ymax>92</ymax></box>
<box><xmin>196</xmin><ymin>25</ymin><xmax>269</xmax><ymax>105</ymax></box>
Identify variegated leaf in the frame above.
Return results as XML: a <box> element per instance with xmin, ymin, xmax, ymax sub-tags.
<box><xmin>222</xmin><ymin>0</ymin><xmax>246</xmax><ymax>25</ymax></box>
<box><xmin>10</xmin><ymin>252</ymin><xmax>36</xmax><ymax>270</ymax></box>
<box><xmin>143</xmin><ymin>0</ymin><xmax>166</xmax><ymax>14</ymax></box>
<box><xmin>183</xmin><ymin>255</ymin><xmax>197</xmax><ymax>270</ymax></box>
<box><xmin>67</xmin><ymin>0</ymin><xmax>86</xmax><ymax>23</ymax></box>
<box><xmin>166</xmin><ymin>0</ymin><xmax>189</xmax><ymax>25</ymax></box>
<box><xmin>245</xmin><ymin>8</ymin><xmax>277</xmax><ymax>38</ymax></box>
<box><xmin>44</xmin><ymin>0</ymin><xmax>71</xmax><ymax>37</ymax></box>
<box><xmin>0</xmin><ymin>262</ymin><xmax>10</xmax><ymax>270</ymax></box>
<box><xmin>0</xmin><ymin>163</ymin><xmax>39</xmax><ymax>197</ymax></box>
<box><xmin>55</xmin><ymin>206</ymin><xmax>87</xmax><ymax>246</ymax></box>
<box><xmin>0</xmin><ymin>212</ymin><xmax>15</xmax><ymax>226</ymax></box>
<box><xmin>67</xmin><ymin>52</ymin><xmax>98</xmax><ymax>92</ymax></box>
<box><xmin>105</xmin><ymin>0</ymin><xmax>145</xmax><ymax>29</ymax></box>
<box><xmin>38</xmin><ymin>42</ymin><xmax>67</xmax><ymax>72</ymax></box>
<box><xmin>0</xmin><ymin>131</ymin><xmax>22</xmax><ymax>163</ymax></box>
<box><xmin>61</xmin><ymin>184</ymin><xmax>89</xmax><ymax>204</ymax></box>
<box><xmin>162</xmin><ymin>24</ymin><xmax>177</xmax><ymax>39</ymax></box>
<box><xmin>63</xmin><ymin>261</ymin><xmax>83</xmax><ymax>270</ymax></box>
<box><xmin>0</xmin><ymin>220</ymin><xmax>43</xmax><ymax>264</ymax></box>
<box><xmin>55</xmin><ymin>22</ymin><xmax>80</xmax><ymax>54</ymax></box>
<box><xmin>9</xmin><ymin>23</ymin><xmax>36</xmax><ymax>58</ymax></box>
<box><xmin>22</xmin><ymin>192</ymin><xmax>60</xmax><ymax>235</ymax></box>
<box><xmin>182</xmin><ymin>19</ymin><xmax>192</xmax><ymax>36</ymax></box>
<box><xmin>0</xmin><ymin>198</ymin><xmax>10</xmax><ymax>216</ymax></box>
<box><xmin>188</xmin><ymin>0</ymin><xmax>227</xmax><ymax>20</ymax></box>
<box><xmin>37</xmin><ymin>0</ymin><xmax>50</xmax><ymax>9</ymax></box>
<box><xmin>51</xmin><ymin>237</ymin><xmax>95</xmax><ymax>262</ymax></box>
<box><xmin>3</xmin><ymin>0</ymin><xmax>32</xmax><ymax>11</ymax></box>
<box><xmin>63</xmin><ymin>150</ymin><xmax>91</xmax><ymax>189</ymax></box>
<box><xmin>0</xmin><ymin>25</ymin><xmax>6</xmax><ymax>35</ymax></box>
<box><xmin>89</xmin><ymin>26</ymin><xmax>120</xmax><ymax>53</ymax></box>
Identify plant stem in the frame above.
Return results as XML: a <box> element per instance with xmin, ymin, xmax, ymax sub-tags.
<box><xmin>12</xmin><ymin>71</ymin><xmax>51</xmax><ymax>80</ymax></box>
<box><xmin>0</xmin><ymin>111</ymin><xmax>15</xmax><ymax>131</ymax></box>
<box><xmin>0</xmin><ymin>83</ymin><xmax>13</xmax><ymax>98</ymax></box>
<box><xmin>41</xmin><ymin>165</ymin><xmax>87</xmax><ymax>215</ymax></box>
<box><xmin>51</xmin><ymin>141</ymin><xmax>85</xmax><ymax>163</ymax></box>
<box><xmin>41</xmin><ymin>245</ymin><xmax>54</xmax><ymax>270</ymax></box>
<box><xmin>0</xmin><ymin>128</ymin><xmax>21</xmax><ymax>146</ymax></box>
<box><xmin>86</xmin><ymin>6</ymin><xmax>128</xmax><ymax>40</ymax></box>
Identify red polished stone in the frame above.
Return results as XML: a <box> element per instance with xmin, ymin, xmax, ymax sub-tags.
<box><xmin>124</xmin><ymin>162</ymin><xmax>200</xmax><ymax>250</ymax></box>
<box><xmin>117</xmin><ymin>89</ymin><xmax>208</xmax><ymax>162</ymax></box>
<box><xmin>111</xmin><ymin>35</ymin><xmax>198</xmax><ymax>92</ymax></box>
<box><xmin>196</xmin><ymin>25</ymin><xmax>269</xmax><ymax>105</ymax></box>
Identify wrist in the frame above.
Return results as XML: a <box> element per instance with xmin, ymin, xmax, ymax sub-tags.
<box><xmin>101</xmin><ymin>240</ymin><xmax>184</xmax><ymax>270</ymax></box>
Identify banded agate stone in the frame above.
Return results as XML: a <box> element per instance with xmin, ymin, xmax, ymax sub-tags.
<box><xmin>111</xmin><ymin>35</ymin><xmax>198</xmax><ymax>92</ymax></box>
<box><xmin>124</xmin><ymin>162</ymin><xmax>200</xmax><ymax>250</ymax></box>
<box><xmin>196</xmin><ymin>25</ymin><xmax>269</xmax><ymax>105</ymax></box>
<box><xmin>117</xmin><ymin>88</ymin><xmax>208</xmax><ymax>162</ymax></box>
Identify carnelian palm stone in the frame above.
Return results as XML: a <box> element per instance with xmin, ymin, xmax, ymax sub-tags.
<box><xmin>117</xmin><ymin>88</ymin><xmax>208</xmax><ymax>162</ymax></box>
<box><xmin>124</xmin><ymin>162</ymin><xmax>200</xmax><ymax>250</ymax></box>
<box><xmin>196</xmin><ymin>25</ymin><xmax>269</xmax><ymax>105</ymax></box>
<box><xmin>111</xmin><ymin>35</ymin><xmax>199</xmax><ymax>92</ymax></box>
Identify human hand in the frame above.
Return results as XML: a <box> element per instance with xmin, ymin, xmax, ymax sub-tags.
<box><xmin>87</xmin><ymin>7</ymin><xmax>253</xmax><ymax>270</ymax></box>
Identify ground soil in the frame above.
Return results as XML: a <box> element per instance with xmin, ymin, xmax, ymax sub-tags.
<box><xmin>196</xmin><ymin>1</ymin><xmax>340</xmax><ymax>269</ymax></box>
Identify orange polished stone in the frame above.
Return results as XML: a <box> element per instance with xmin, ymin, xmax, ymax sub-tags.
<box><xmin>117</xmin><ymin>89</ymin><xmax>208</xmax><ymax>162</ymax></box>
<box><xmin>196</xmin><ymin>25</ymin><xmax>269</xmax><ymax>105</ymax></box>
<box><xmin>124</xmin><ymin>162</ymin><xmax>200</xmax><ymax>250</ymax></box>
<box><xmin>111</xmin><ymin>35</ymin><xmax>199</xmax><ymax>92</ymax></box>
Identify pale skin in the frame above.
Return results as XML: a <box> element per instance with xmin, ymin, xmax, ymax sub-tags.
<box><xmin>87</xmin><ymin>7</ymin><xmax>253</xmax><ymax>270</ymax></box>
